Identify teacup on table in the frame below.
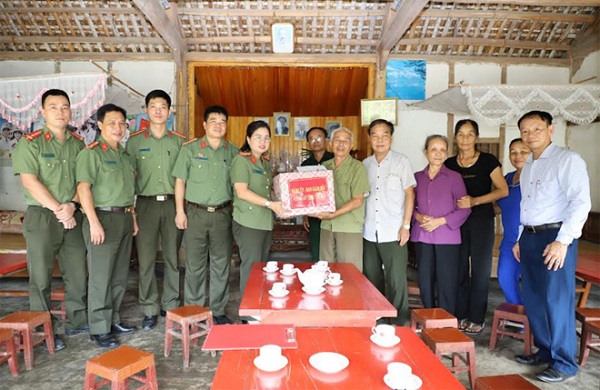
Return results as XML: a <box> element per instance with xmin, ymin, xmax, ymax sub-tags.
<box><xmin>314</xmin><ymin>260</ymin><xmax>328</xmax><ymax>270</ymax></box>
<box><xmin>372</xmin><ymin>324</ymin><xmax>395</xmax><ymax>339</ymax></box>
<box><xmin>386</xmin><ymin>362</ymin><xmax>412</xmax><ymax>388</ymax></box>
<box><xmin>282</xmin><ymin>263</ymin><xmax>295</xmax><ymax>274</ymax></box>
<box><xmin>328</xmin><ymin>272</ymin><xmax>341</xmax><ymax>282</ymax></box>
<box><xmin>272</xmin><ymin>282</ymin><xmax>287</xmax><ymax>293</ymax></box>
<box><xmin>265</xmin><ymin>261</ymin><xmax>278</xmax><ymax>271</ymax></box>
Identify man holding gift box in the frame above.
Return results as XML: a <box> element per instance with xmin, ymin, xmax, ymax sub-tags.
<box><xmin>362</xmin><ymin>119</ymin><xmax>416</xmax><ymax>325</ymax></box>
<box><xmin>312</xmin><ymin>127</ymin><xmax>370</xmax><ymax>271</ymax></box>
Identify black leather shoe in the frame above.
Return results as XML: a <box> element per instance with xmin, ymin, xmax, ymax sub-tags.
<box><xmin>213</xmin><ymin>315</ymin><xmax>232</xmax><ymax>325</ymax></box>
<box><xmin>160</xmin><ymin>310</ymin><xmax>167</xmax><ymax>317</ymax></box>
<box><xmin>536</xmin><ymin>367</ymin><xmax>573</xmax><ymax>383</ymax></box>
<box><xmin>90</xmin><ymin>333</ymin><xmax>120</xmax><ymax>348</ymax></box>
<box><xmin>111</xmin><ymin>323</ymin><xmax>137</xmax><ymax>334</ymax></box>
<box><xmin>42</xmin><ymin>335</ymin><xmax>65</xmax><ymax>352</ymax></box>
<box><xmin>514</xmin><ymin>354</ymin><xmax>550</xmax><ymax>366</ymax></box>
<box><xmin>64</xmin><ymin>325</ymin><xmax>90</xmax><ymax>336</ymax></box>
<box><xmin>142</xmin><ymin>315</ymin><xmax>158</xmax><ymax>331</ymax></box>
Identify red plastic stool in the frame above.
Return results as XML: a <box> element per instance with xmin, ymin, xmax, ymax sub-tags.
<box><xmin>0</xmin><ymin>311</ymin><xmax>54</xmax><ymax>370</ymax></box>
<box><xmin>164</xmin><ymin>305</ymin><xmax>214</xmax><ymax>368</ymax></box>
<box><xmin>489</xmin><ymin>303</ymin><xmax>534</xmax><ymax>355</ymax></box>
<box><xmin>422</xmin><ymin>327</ymin><xmax>477</xmax><ymax>389</ymax></box>
<box><xmin>84</xmin><ymin>345</ymin><xmax>158</xmax><ymax>389</ymax></box>
<box><xmin>50</xmin><ymin>286</ymin><xmax>66</xmax><ymax>321</ymax></box>
<box><xmin>410</xmin><ymin>308</ymin><xmax>458</xmax><ymax>331</ymax></box>
<box><xmin>579</xmin><ymin>319</ymin><xmax>600</xmax><ymax>366</ymax></box>
<box><xmin>475</xmin><ymin>374</ymin><xmax>540</xmax><ymax>389</ymax></box>
<box><xmin>407</xmin><ymin>280</ymin><xmax>423</xmax><ymax>309</ymax></box>
<box><xmin>0</xmin><ymin>328</ymin><xmax>19</xmax><ymax>376</ymax></box>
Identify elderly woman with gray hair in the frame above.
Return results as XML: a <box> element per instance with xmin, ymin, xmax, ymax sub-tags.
<box><xmin>311</xmin><ymin>127</ymin><xmax>370</xmax><ymax>271</ymax></box>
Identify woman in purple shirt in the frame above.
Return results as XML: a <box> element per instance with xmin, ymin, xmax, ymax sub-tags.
<box><xmin>411</xmin><ymin>135</ymin><xmax>471</xmax><ymax>315</ymax></box>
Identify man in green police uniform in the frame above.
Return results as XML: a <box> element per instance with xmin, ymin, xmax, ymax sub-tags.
<box><xmin>126</xmin><ymin>90</ymin><xmax>186</xmax><ymax>331</ymax></box>
<box><xmin>172</xmin><ymin>105</ymin><xmax>239</xmax><ymax>325</ymax></box>
<box><xmin>12</xmin><ymin>89</ymin><xmax>88</xmax><ymax>351</ymax></box>
<box><xmin>77</xmin><ymin>104</ymin><xmax>138</xmax><ymax>348</ymax></box>
<box><xmin>312</xmin><ymin>127</ymin><xmax>370</xmax><ymax>271</ymax></box>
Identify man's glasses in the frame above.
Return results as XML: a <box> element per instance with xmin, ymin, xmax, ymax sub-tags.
<box><xmin>308</xmin><ymin>136</ymin><xmax>324</xmax><ymax>143</ymax></box>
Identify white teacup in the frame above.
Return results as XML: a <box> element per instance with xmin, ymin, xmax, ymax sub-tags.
<box><xmin>282</xmin><ymin>263</ymin><xmax>295</xmax><ymax>273</ymax></box>
<box><xmin>259</xmin><ymin>344</ymin><xmax>282</xmax><ymax>362</ymax></box>
<box><xmin>387</xmin><ymin>362</ymin><xmax>412</xmax><ymax>386</ymax></box>
<box><xmin>372</xmin><ymin>324</ymin><xmax>395</xmax><ymax>339</ymax></box>
<box><xmin>272</xmin><ymin>282</ymin><xmax>287</xmax><ymax>293</ymax></box>
<box><xmin>266</xmin><ymin>261</ymin><xmax>278</xmax><ymax>270</ymax></box>
<box><xmin>315</xmin><ymin>260</ymin><xmax>328</xmax><ymax>270</ymax></box>
<box><xmin>328</xmin><ymin>272</ymin><xmax>341</xmax><ymax>282</ymax></box>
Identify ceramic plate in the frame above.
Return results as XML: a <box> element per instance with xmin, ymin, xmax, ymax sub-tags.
<box><xmin>263</xmin><ymin>266</ymin><xmax>279</xmax><ymax>273</ymax></box>
<box><xmin>326</xmin><ymin>279</ymin><xmax>343</xmax><ymax>286</ymax></box>
<box><xmin>302</xmin><ymin>286</ymin><xmax>326</xmax><ymax>295</ymax></box>
<box><xmin>280</xmin><ymin>269</ymin><xmax>296</xmax><ymax>276</ymax></box>
<box><xmin>370</xmin><ymin>334</ymin><xmax>401</xmax><ymax>348</ymax></box>
<box><xmin>309</xmin><ymin>352</ymin><xmax>349</xmax><ymax>374</ymax></box>
<box><xmin>268</xmin><ymin>289</ymin><xmax>290</xmax><ymax>298</ymax></box>
<box><xmin>254</xmin><ymin>355</ymin><xmax>288</xmax><ymax>372</ymax></box>
<box><xmin>383</xmin><ymin>373</ymin><xmax>422</xmax><ymax>390</ymax></box>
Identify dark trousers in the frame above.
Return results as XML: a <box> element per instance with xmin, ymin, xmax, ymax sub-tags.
<box><xmin>520</xmin><ymin>229</ymin><xmax>578</xmax><ymax>375</ymax></box>
<box><xmin>232</xmin><ymin>221</ymin><xmax>271</xmax><ymax>297</ymax></box>
<box><xmin>307</xmin><ymin>217</ymin><xmax>321</xmax><ymax>262</ymax></box>
<box><xmin>363</xmin><ymin>239</ymin><xmax>409</xmax><ymax>325</ymax></box>
<box><xmin>456</xmin><ymin>217</ymin><xmax>495</xmax><ymax>324</ymax></box>
<box><xmin>415</xmin><ymin>242</ymin><xmax>461</xmax><ymax>316</ymax></box>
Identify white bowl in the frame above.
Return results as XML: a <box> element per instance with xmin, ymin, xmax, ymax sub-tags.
<box><xmin>309</xmin><ymin>352</ymin><xmax>349</xmax><ymax>374</ymax></box>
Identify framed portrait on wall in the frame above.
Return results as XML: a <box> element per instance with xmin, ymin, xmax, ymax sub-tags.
<box><xmin>325</xmin><ymin>121</ymin><xmax>341</xmax><ymax>138</ymax></box>
<box><xmin>360</xmin><ymin>98</ymin><xmax>398</xmax><ymax>126</ymax></box>
<box><xmin>293</xmin><ymin>117</ymin><xmax>310</xmax><ymax>141</ymax></box>
<box><xmin>273</xmin><ymin>112</ymin><xmax>291</xmax><ymax>136</ymax></box>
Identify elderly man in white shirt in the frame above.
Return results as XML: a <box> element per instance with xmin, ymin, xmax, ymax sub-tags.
<box><xmin>362</xmin><ymin>119</ymin><xmax>416</xmax><ymax>325</ymax></box>
<box><xmin>513</xmin><ymin>110</ymin><xmax>591</xmax><ymax>384</ymax></box>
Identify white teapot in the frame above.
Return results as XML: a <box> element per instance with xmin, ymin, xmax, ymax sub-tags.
<box><xmin>297</xmin><ymin>268</ymin><xmax>329</xmax><ymax>290</ymax></box>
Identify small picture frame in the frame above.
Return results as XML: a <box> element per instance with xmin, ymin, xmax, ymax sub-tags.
<box><xmin>273</xmin><ymin>112</ymin><xmax>291</xmax><ymax>136</ymax></box>
<box><xmin>360</xmin><ymin>98</ymin><xmax>398</xmax><ymax>126</ymax></box>
<box><xmin>293</xmin><ymin>117</ymin><xmax>310</xmax><ymax>141</ymax></box>
<box><xmin>325</xmin><ymin>121</ymin><xmax>341</xmax><ymax>138</ymax></box>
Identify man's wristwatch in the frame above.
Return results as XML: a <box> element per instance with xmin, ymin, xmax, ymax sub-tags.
<box><xmin>264</xmin><ymin>200</ymin><xmax>271</xmax><ymax>208</ymax></box>
<box><xmin>402</xmin><ymin>224</ymin><xmax>410</xmax><ymax>230</ymax></box>
<box><xmin>70</xmin><ymin>200</ymin><xmax>81</xmax><ymax>211</ymax></box>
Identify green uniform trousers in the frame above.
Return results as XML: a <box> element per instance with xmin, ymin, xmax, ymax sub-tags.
<box><xmin>362</xmin><ymin>239</ymin><xmax>409</xmax><ymax>325</ymax></box>
<box><xmin>23</xmin><ymin>206</ymin><xmax>88</xmax><ymax>330</ymax></box>
<box><xmin>83</xmin><ymin>211</ymin><xmax>133</xmax><ymax>335</ymax></box>
<box><xmin>135</xmin><ymin>197</ymin><xmax>182</xmax><ymax>315</ymax></box>
<box><xmin>232</xmin><ymin>220</ymin><xmax>271</xmax><ymax>297</ymax></box>
<box><xmin>307</xmin><ymin>217</ymin><xmax>321</xmax><ymax>262</ymax></box>
<box><xmin>319</xmin><ymin>230</ymin><xmax>363</xmax><ymax>272</ymax></box>
<box><xmin>183</xmin><ymin>205</ymin><xmax>233</xmax><ymax>316</ymax></box>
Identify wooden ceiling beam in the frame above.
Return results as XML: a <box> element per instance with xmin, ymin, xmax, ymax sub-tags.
<box><xmin>377</xmin><ymin>0</ymin><xmax>429</xmax><ymax>70</ymax></box>
<box><xmin>0</xmin><ymin>36</ymin><xmax>166</xmax><ymax>45</ymax></box>
<box><xmin>185</xmin><ymin>52</ymin><xmax>377</xmax><ymax>65</ymax></box>
<box><xmin>177</xmin><ymin>9</ymin><xmax>386</xmax><ymax>17</ymax></box>
<box><xmin>0</xmin><ymin>51</ymin><xmax>172</xmax><ymax>61</ymax></box>
<box><xmin>131</xmin><ymin>0</ymin><xmax>186</xmax><ymax>67</ymax></box>
<box><xmin>570</xmin><ymin>13</ymin><xmax>600</xmax><ymax>76</ymax></box>
<box><xmin>1</xmin><ymin>7</ymin><xmax>138</xmax><ymax>14</ymax></box>
<box><xmin>422</xmin><ymin>9</ymin><xmax>596</xmax><ymax>23</ymax></box>
<box><xmin>434</xmin><ymin>0</ymin><xmax>600</xmax><ymax>5</ymax></box>
<box><xmin>399</xmin><ymin>37</ymin><xmax>571</xmax><ymax>52</ymax></box>
<box><xmin>186</xmin><ymin>36</ymin><xmax>378</xmax><ymax>46</ymax></box>
<box><xmin>390</xmin><ymin>53</ymin><xmax>570</xmax><ymax>67</ymax></box>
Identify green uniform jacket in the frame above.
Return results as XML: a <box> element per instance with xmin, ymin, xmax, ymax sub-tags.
<box><xmin>126</xmin><ymin>129</ymin><xmax>186</xmax><ymax>195</ymax></box>
<box><xmin>12</xmin><ymin>127</ymin><xmax>85</xmax><ymax>205</ymax></box>
<box><xmin>230</xmin><ymin>153</ymin><xmax>273</xmax><ymax>231</ymax></box>
<box><xmin>75</xmin><ymin>137</ymin><xmax>135</xmax><ymax>207</ymax></box>
<box><xmin>321</xmin><ymin>155</ymin><xmax>370</xmax><ymax>233</ymax></box>
<box><xmin>171</xmin><ymin>136</ymin><xmax>239</xmax><ymax>205</ymax></box>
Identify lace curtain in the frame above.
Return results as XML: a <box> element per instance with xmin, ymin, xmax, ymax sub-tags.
<box><xmin>0</xmin><ymin>73</ymin><xmax>107</xmax><ymax>131</ymax></box>
<box><xmin>462</xmin><ymin>85</ymin><xmax>600</xmax><ymax>125</ymax></box>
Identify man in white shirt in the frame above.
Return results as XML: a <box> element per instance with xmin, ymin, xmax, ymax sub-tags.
<box><xmin>513</xmin><ymin>110</ymin><xmax>591</xmax><ymax>384</ymax></box>
<box><xmin>362</xmin><ymin>119</ymin><xmax>415</xmax><ymax>325</ymax></box>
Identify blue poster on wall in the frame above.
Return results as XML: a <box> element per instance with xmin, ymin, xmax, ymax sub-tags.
<box><xmin>385</xmin><ymin>60</ymin><xmax>426</xmax><ymax>101</ymax></box>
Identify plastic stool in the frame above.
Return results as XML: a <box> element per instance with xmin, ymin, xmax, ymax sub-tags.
<box><xmin>579</xmin><ymin>320</ymin><xmax>600</xmax><ymax>366</ymax></box>
<box><xmin>422</xmin><ymin>327</ymin><xmax>477</xmax><ymax>389</ymax></box>
<box><xmin>489</xmin><ymin>303</ymin><xmax>534</xmax><ymax>355</ymax></box>
<box><xmin>84</xmin><ymin>345</ymin><xmax>158</xmax><ymax>389</ymax></box>
<box><xmin>164</xmin><ymin>305</ymin><xmax>214</xmax><ymax>367</ymax></box>
<box><xmin>407</xmin><ymin>280</ymin><xmax>423</xmax><ymax>309</ymax></box>
<box><xmin>0</xmin><ymin>311</ymin><xmax>54</xmax><ymax>370</ymax></box>
<box><xmin>0</xmin><ymin>328</ymin><xmax>19</xmax><ymax>376</ymax></box>
<box><xmin>50</xmin><ymin>286</ymin><xmax>66</xmax><ymax>321</ymax></box>
<box><xmin>410</xmin><ymin>308</ymin><xmax>458</xmax><ymax>331</ymax></box>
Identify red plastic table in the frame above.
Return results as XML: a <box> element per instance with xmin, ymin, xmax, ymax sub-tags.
<box><xmin>239</xmin><ymin>262</ymin><xmax>396</xmax><ymax>327</ymax></box>
<box><xmin>211</xmin><ymin>326</ymin><xmax>464</xmax><ymax>389</ymax></box>
<box><xmin>575</xmin><ymin>251</ymin><xmax>599</xmax><ymax>307</ymax></box>
<box><xmin>0</xmin><ymin>253</ymin><xmax>28</xmax><ymax>297</ymax></box>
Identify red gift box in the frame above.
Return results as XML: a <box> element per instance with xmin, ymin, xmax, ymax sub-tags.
<box><xmin>274</xmin><ymin>170</ymin><xmax>336</xmax><ymax>217</ymax></box>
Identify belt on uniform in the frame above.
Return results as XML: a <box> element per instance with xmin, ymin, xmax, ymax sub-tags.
<box><xmin>188</xmin><ymin>201</ymin><xmax>231</xmax><ymax>212</ymax></box>
<box><xmin>95</xmin><ymin>206</ymin><xmax>135</xmax><ymax>214</ymax></box>
<box><xmin>137</xmin><ymin>195</ymin><xmax>174</xmax><ymax>201</ymax></box>
<box><xmin>524</xmin><ymin>222</ymin><xmax>562</xmax><ymax>233</ymax></box>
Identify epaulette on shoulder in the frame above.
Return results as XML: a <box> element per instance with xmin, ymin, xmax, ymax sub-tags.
<box><xmin>129</xmin><ymin>129</ymin><xmax>146</xmax><ymax>137</ymax></box>
<box><xmin>86</xmin><ymin>141</ymin><xmax>100</xmax><ymax>150</ymax></box>
<box><xmin>24</xmin><ymin>130</ymin><xmax>42</xmax><ymax>142</ymax></box>
<box><xmin>171</xmin><ymin>131</ymin><xmax>187</xmax><ymax>140</ymax></box>
<box><xmin>239</xmin><ymin>151</ymin><xmax>251</xmax><ymax>157</ymax></box>
<box><xmin>70</xmin><ymin>131</ymin><xmax>84</xmax><ymax>141</ymax></box>
<box><xmin>262</xmin><ymin>155</ymin><xmax>270</xmax><ymax>161</ymax></box>
<box><xmin>182</xmin><ymin>138</ymin><xmax>197</xmax><ymax>146</ymax></box>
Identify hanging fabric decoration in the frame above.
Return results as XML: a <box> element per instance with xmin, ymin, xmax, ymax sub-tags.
<box><xmin>0</xmin><ymin>73</ymin><xmax>107</xmax><ymax>131</ymax></box>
